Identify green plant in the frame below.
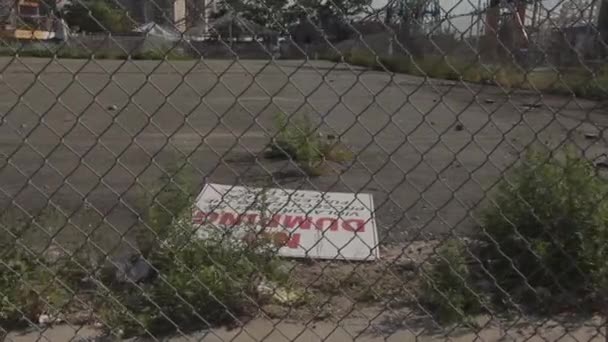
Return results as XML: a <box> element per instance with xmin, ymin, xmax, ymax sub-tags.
<box><xmin>131</xmin><ymin>49</ymin><xmax>191</xmax><ymax>61</ymax></box>
<box><xmin>347</xmin><ymin>49</ymin><xmax>377</xmax><ymax>68</ymax></box>
<box><xmin>63</xmin><ymin>0</ymin><xmax>132</xmax><ymax>33</ymax></box>
<box><xmin>267</xmin><ymin>113</ymin><xmax>353</xmax><ymax>176</ymax></box>
<box><xmin>94</xmin><ymin>163</ymin><xmax>291</xmax><ymax>337</ymax></box>
<box><xmin>481</xmin><ymin>149</ymin><xmax>608</xmax><ymax>309</ymax></box>
<box><xmin>414</xmin><ymin>57</ymin><xmax>461</xmax><ymax>80</ymax></box>
<box><xmin>141</xmin><ymin>161</ymin><xmax>196</xmax><ymax>251</ymax></box>
<box><xmin>97</xmin><ymin>210</ymin><xmax>287</xmax><ymax>337</ymax></box>
<box><xmin>0</xmin><ymin>247</ymin><xmax>38</xmax><ymax>327</ymax></box>
<box><xmin>379</xmin><ymin>55</ymin><xmax>412</xmax><ymax>73</ymax></box>
<box><xmin>268</xmin><ymin>113</ymin><xmax>323</xmax><ymax>166</ymax></box>
<box><xmin>421</xmin><ymin>240</ymin><xmax>481</xmax><ymax>324</ymax></box>
<box><xmin>320</xmin><ymin>51</ymin><xmax>348</xmax><ymax>63</ymax></box>
<box><xmin>324</xmin><ymin>50</ymin><xmax>607</xmax><ymax>100</ymax></box>
<box><xmin>0</xmin><ymin>221</ymin><xmax>73</xmax><ymax>328</ymax></box>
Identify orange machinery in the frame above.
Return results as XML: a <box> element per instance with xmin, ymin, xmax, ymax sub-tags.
<box><xmin>0</xmin><ymin>0</ymin><xmax>55</xmax><ymax>40</ymax></box>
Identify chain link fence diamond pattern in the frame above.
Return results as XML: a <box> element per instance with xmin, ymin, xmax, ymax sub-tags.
<box><xmin>0</xmin><ymin>0</ymin><xmax>608</xmax><ymax>340</ymax></box>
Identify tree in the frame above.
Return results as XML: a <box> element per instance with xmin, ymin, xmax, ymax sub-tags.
<box><xmin>210</xmin><ymin>0</ymin><xmax>289</xmax><ymax>30</ymax></box>
<box><xmin>63</xmin><ymin>0</ymin><xmax>132</xmax><ymax>33</ymax></box>
<box><xmin>390</xmin><ymin>0</ymin><xmax>429</xmax><ymax>56</ymax></box>
<box><xmin>328</xmin><ymin>0</ymin><xmax>372</xmax><ymax>16</ymax></box>
<box><xmin>247</xmin><ymin>0</ymin><xmax>290</xmax><ymax>29</ymax></box>
<box><xmin>286</xmin><ymin>0</ymin><xmax>371</xmax><ymax>40</ymax></box>
<box><xmin>288</xmin><ymin>0</ymin><xmax>371</xmax><ymax>19</ymax></box>
<box><xmin>209</xmin><ymin>0</ymin><xmax>370</xmax><ymax>35</ymax></box>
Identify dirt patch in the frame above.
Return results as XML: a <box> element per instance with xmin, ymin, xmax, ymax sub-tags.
<box><xmin>258</xmin><ymin>241</ymin><xmax>440</xmax><ymax>322</ymax></box>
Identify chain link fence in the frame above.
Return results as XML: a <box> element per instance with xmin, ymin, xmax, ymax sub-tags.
<box><xmin>1</xmin><ymin>0</ymin><xmax>608</xmax><ymax>340</ymax></box>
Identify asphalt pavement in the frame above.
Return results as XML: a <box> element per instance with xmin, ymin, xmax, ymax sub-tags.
<box><xmin>0</xmin><ymin>57</ymin><xmax>605</xmax><ymax>244</ymax></box>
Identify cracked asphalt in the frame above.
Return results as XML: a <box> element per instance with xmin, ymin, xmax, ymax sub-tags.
<box><xmin>0</xmin><ymin>57</ymin><xmax>605</xmax><ymax>244</ymax></box>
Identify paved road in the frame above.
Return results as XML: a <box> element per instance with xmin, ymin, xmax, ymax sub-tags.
<box><xmin>0</xmin><ymin>57</ymin><xmax>605</xmax><ymax>247</ymax></box>
<box><xmin>6</xmin><ymin>313</ymin><xmax>606</xmax><ymax>341</ymax></box>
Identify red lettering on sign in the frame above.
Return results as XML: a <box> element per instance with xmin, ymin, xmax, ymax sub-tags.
<box><xmin>192</xmin><ymin>209</ymin><xmax>205</xmax><ymax>225</ymax></box>
<box><xmin>283</xmin><ymin>215</ymin><xmax>312</xmax><ymax>229</ymax></box>
<box><xmin>219</xmin><ymin>212</ymin><xmax>265</xmax><ymax>227</ymax></box>
<box><xmin>342</xmin><ymin>219</ymin><xmax>366</xmax><ymax>232</ymax></box>
<box><xmin>207</xmin><ymin>212</ymin><xmax>219</xmax><ymax>223</ymax></box>
<box><xmin>192</xmin><ymin>210</ymin><xmax>219</xmax><ymax>225</ymax></box>
<box><xmin>315</xmin><ymin>217</ymin><xmax>338</xmax><ymax>231</ymax></box>
<box><xmin>285</xmin><ymin>233</ymin><xmax>300</xmax><ymax>249</ymax></box>
<box><xmin>244</xmin><ymin>213</ymin><xmax>258</xmax><ymax>225</ymax></box>
<box><xmin>219</xmin><ymin>212</ymin><xmax>238</xmax><ymax>225</ymax></box>
<box><xmin>194</xmin><ymin>211</ymin><xmax>366</xmax><ymax>234</ymax></box>
<box><xmin>260</xmin><ymin>214</ymin><xmax>282</xmax><ymax>228</ymax></box>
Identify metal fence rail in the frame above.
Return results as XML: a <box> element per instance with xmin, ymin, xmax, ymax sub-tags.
<box><xmin>1</xmin><ymin>0</ymin><xmax>608</xmax><ymax>341</ymax></box>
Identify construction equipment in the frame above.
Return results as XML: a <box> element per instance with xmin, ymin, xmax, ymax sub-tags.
<box><xmin>0</xmin><ymin>0</ymin><xmax>57</xmax><ymax>40</ymax></box>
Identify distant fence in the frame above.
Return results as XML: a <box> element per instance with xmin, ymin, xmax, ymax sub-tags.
<box><xmin>0</xmin><ymin>28</ymin><xmax>606</xmax><ymax>67</ymax></box>
<box><xmin>0</xmin><ymin>35</ymin><xmax>280</xmax><ymax>59</ymax></box>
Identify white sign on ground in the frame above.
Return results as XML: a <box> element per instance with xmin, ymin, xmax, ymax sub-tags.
<box><xmin>193</xmin><ymin>183</ymin><xmax>379</xmax><ymax>261</ymax></box>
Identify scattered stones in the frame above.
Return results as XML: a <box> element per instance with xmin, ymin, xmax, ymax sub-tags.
<box><xmin>68</xmin><ymin>311</ymin><xmax>95</xmax><ymax>325</ymax></box>
<box><xmin>522</xmin><ymin>103</ymin><xmax>542</xmax><ymax>109</ymax></box>
<box><xmin>584</xmin><ymin>132</ymin><xmax>599</xmax><ymax>140</ymax></box>
<box><xmin>107</xmin><ymin>105</ymin><xmax>118</xmax><ymax>111</ymax></box>
<box><xmin>258</xmin><ymin>280</ymin><xmax>303</xmax><ymax>305</ymax></box>
<box><xmin>114</xmin><ymin>254</ymin><xmax>155</xmax><ymax>284</ymax></box>
<box><xmin>454</xmin><ymin>123</ymin><xmax>464</xmax><ymax>131</ymax></box>
<box><xmin>257</xmin><ymin>280</ymin><xmax>275</xmax><ymax>299</ymax></box>
<box><xmin>594</xmin><ymin>154</ymin><xmax>608</xmax><ymax>168</ymax></box>
<box><xmin>392</xmin><ymin>259</ymin><xmax>416</xmax><ymax>272</ymax></box>
<box><xmin>43</xmin><ymin>245</ymin><xmax>65</xmax><ymax>263</ymax></box>
<box><xmin>596</xmin><ymin>160</ymin><xmax>608</xmax><ymax>169</ymax></box>
<box><xmin>72</xmin><ymin>337</ymin><xmax>115</xmax><ymax>342</ymax></box>
<box><xmin>273</xmin><ymin>287</ymin><xmax>304</xmax><ymax>305</ymax></box>
<box><xmin>263</xmin><ymin>304</ymin><xmax>290</xmax><ymax>319</ymax></box>
<box><xmin>38</xmin><ymin>314</ymin><xmax>54</xmax><ymax>325</ymax></box>
<box><xmin>484</xmin><ymin>98</ymin><xmax>495</xmax><ymax>104</ymax></box>
<box><xmin>498</xmin><ymin>333</ymin><xmax>518</xmax><ymax>342</ymax></box>
<box><xmin>312</xmin><ymin>309</ymin><xmax>331</xmax><ymax>321</ymax></box>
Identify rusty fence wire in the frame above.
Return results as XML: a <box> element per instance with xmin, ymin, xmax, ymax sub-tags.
<box><xmin>1</xmin><ymin>0</ymin><xmax>608</xmax><ymax>340</ymax></box>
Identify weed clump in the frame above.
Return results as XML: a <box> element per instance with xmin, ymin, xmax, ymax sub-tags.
<box><xmin>0</xmin><ymin>46</ymin><xmax>191</xmax><ymax>60</ymax></box>
<box><xmin>0</xmin><ymin>215</ymin><xmax>74</xmax><ymax>329</ymax></box>
<box><xmin>97</xmin><ymin>211</ymin><xmax>286</xmax><ymax>337</ymax></box>
<box><xmin>422</xmin><ymin>148</ymin><xmax>608</xmax><ymax>322</ymax></box>
<box><xmin>424</xmin><ymin>151</ymin><xmax>608</xmax><ymax>320</ymax></box>
<box><xmin>267</xmin><ymin>113</ymin><xmax>353</xmax><ymax>176</ymax></box>
<box><xmin>0</xmin><ymin>162</ymin><xmax>289</xmax><ymax>337</ymax></box>
<box><xmin>325</xmin><ymin>50</ymin><xmax>607</xmax><ymax>100</ymax></box>
<box><xmin>421</xmin><ymin>240</ymin><xmax>482</xmax><ymax>324</ymax></box>
<box><xmin>480</xmin><ymin>149</ymin><xmax>608</xmax><ymax>309</ymax></box>
<box><xmin>96</xmin><ymin>164</ymin><xmax>289</xmax><ymax>337</ymax></box>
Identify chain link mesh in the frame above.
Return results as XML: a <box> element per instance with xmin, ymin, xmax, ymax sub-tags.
<box><xmin>0</xmin><ymin>0</ymin><xmax>607</xmax><ymax>340</ymax></box>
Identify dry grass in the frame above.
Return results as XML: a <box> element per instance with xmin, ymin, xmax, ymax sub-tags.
<box><xmin>327</xmin><ymin>50</ymin><xmax>607</xmax><ymax>100</ymax></box>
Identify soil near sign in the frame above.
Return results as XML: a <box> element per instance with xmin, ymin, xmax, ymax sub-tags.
<box><xmin>193</xmin><ymin>183</ymin><xmax>379</xmax><ymax>261</ymax></box>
